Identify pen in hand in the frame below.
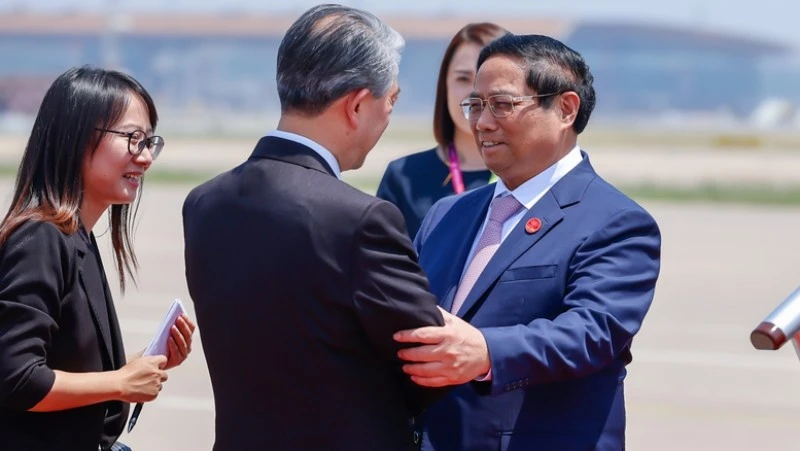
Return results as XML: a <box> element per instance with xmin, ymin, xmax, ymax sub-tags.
<box><xmin>119</xmin><ymin>355</ymin><xmax>168</xmax><ymax>433</ymax></box>
<box><xmin>128</xmin><ymin>403</ymin><xmax>143</xmax><ymax>432</ymax></box>
<box><xmin>125</xmin><ymin>310</ymin><xmax>196</xmax><ymax>433</ymax></box>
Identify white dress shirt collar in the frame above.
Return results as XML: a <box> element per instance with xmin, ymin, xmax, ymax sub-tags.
<box><xmin>492</xmin><ymin>144</ymin><xmax>583</xmax><ymax>209</ymax></box>
<box><xmin>266</xmin><ymin>130</ymin><xmax>342</xmax><ymax>179</ymax></box>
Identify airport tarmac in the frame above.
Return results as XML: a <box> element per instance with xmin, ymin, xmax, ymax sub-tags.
<box><xmin>1</xmin><ymin>143</ymin><xmax>799</xmax><ymax>450</ymax></box>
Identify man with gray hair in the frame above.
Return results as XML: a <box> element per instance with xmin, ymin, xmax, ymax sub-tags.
<box><xmin>182</xmin><ymin>4</ymin><xmax>445</xmax><ymax>450</ymax></box>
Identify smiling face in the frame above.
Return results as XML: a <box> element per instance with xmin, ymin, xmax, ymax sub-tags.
<box><xmin>470</xmin><ymin>55</ymin><xmax>573</xmax><ymax>190</ymax></box>
<box><xmin>81</xmin><ymin>91</ymin><xmax>154</xmax><ymax>219</ymax></box>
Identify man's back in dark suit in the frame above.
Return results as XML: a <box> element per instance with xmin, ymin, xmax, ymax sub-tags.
<box><xmin>182</xmin><ymin>7</ymin><xmax>449</xmax><ymax>448</ymax></box>
<box><xmin>184</xmin><ymin>137</ymin><xmax>444</xmax><ymax>450</ymax></box>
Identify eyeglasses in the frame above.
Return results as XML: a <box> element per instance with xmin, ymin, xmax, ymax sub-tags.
<box><xmin>95</xmin><ymin>128</ymin><xmax>165</xmax><ymax>160</ymax></box>
<box><xmin>460</xmin><ymin>93</ymin><xmax>559</xmax><ymax>121</ymax></box>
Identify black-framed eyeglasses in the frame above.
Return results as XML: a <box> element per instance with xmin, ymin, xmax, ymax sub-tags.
<box><xmin>460</xmin><ymin>93</ymin><xmax>560</xmax><ymax>121</ymax></box>
<box><xmin>95</xmin><ymin>128</ymin><xmax>165</xmax><ymax>160</ymax></box>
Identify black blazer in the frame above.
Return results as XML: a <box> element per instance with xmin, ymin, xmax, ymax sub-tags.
<box><xmin>183</xmin><ymin>136</ymin><xmax>446</xmax><ymax>451</ymax></box>
<box><xmin>0</xmin><ymin>220</ymin><xmax>128</xmax><ymax>451</ymax></box>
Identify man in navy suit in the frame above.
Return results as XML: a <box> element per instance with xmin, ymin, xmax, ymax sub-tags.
<box><xmin>394</xmin><ymin>33</ymin><xmax>661</xmax><ymax>450</ymax></box>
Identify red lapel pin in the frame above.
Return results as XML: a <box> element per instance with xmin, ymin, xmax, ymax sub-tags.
<box><xmin>525</xmin><ymin>217</ymin><xmax>542</xmax><ymax>234</ymax></box>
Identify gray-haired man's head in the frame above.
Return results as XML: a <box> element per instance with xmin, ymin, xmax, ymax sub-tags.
<box><xmin>277</xmin><ymin>4</ymin><xmax>404</xmax><ymax>116</ymax></box>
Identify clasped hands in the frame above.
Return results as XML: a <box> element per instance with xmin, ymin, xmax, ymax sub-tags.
<box><xmin>393</xmin><ymin>307</ymin><xmax>490</xmax><ymax>387</ymax></box>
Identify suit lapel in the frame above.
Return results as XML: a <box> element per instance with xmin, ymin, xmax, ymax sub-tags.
<box><xmin>456</xmin><ymin>153</ymin><xmax>598</xmax><ymax>318</ymax></box>
<box><xmin>75</xmin><ymin>237</ymin><xmax>114</xmax><ymax>364</ymax></box>
<box><xmin>91</xmin><ymin>234</ymin><xmax>127</xmax><ymax>367</ymax></box>
<box><xmin>430</xmin><ymin>188</ymin><xmax>494</xmax><ymax>312</ymax></box>
<box><xmin>456</xmin><ymin>192</ymin><xmax>564</xmax><ymax>317</ymax></box>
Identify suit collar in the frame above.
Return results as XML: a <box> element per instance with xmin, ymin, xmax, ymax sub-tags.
<box><xmin>548</xmin><ymin>151</ymin><xmax>597</xmax><ymax>208</ymax></box>
<box><xmin>265</xmin><ymin>130</ymin><xmax>342</xmax><ymax>177</ymax></box>
<box><xmin>250</xmin><ymin>136</ymin><xmax>338</xmax><ymax>178</ymax></box>
<box><xmin>494</xmin><ymin>144</ymin><xmax>583</xmax><ymax>210</ymax></box>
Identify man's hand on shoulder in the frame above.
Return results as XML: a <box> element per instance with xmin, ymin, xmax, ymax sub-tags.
<box><xmin>394</xmin><ymin>307</ymin><xmax>490</xmax><ymax>387</ymax></box>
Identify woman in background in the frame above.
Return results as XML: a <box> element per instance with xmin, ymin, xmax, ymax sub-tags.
<box><xmin>376</xmin><ymin>22</ymin><xmax>508</xmax><ymax>238</ymax></box>
<box><xmin>0</xmin><ymin>66</ymin><xmax>195</xmax><ymax>451</ymax></box>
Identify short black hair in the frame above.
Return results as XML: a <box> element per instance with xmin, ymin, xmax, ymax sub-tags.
<box><xmin>477</xmin><ymin>34</ymin><xmax>596</xmax><ymax>133</ymax></box>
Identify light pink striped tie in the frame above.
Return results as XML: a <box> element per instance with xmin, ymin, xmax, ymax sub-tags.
<box><xmin>451</xmin><ymin>194</ymin><xmax>524</xmax><ymax>314</ymax></box>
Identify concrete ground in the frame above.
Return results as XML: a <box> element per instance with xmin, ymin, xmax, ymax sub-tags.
<box><xmin>1</xmin><ymin>135</ymin><xmax>800</xmax><ymax>450</ymax></box>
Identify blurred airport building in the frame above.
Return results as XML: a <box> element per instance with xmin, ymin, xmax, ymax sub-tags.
<box><xmin>0</xmin><ymin>11</ymin><xmax>798</xmax><ymax>133</ymax></box>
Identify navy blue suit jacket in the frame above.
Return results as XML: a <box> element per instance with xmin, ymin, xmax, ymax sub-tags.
<box><xmin>414</xmin><ymin>154</ymin><xmax>661</xmax><ymax>451</ymax></box>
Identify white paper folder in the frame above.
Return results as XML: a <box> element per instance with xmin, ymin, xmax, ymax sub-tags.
<box><xmin>143</xmin><ymin>298</ymin><xmax>187</xmax><ymax>357</ymax></box>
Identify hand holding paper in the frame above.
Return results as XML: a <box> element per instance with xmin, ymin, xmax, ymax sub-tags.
<box><xmin>127</xmin><ymin>298</ymin><xmax>196</xmax><ymax>432</ymax></box>
<box><xmin>144</xmin><ymin>298</ymin><xmax>195</xmax><ymax>361</ymax></box>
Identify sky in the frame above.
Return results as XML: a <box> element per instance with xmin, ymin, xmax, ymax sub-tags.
<box><xmin>2</xmin><ymin>0</ymin><xmax>795</xmax><ymax>46</ymax></box>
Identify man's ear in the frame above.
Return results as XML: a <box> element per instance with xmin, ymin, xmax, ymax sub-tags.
<box><xmin>344</xmin><ymin>88</ymin><xmax>372</xmax><ymax>129</ymax></box>
<box><xmin>559</xmin><ymin>91</ymin><xmax>580</xmax><ymax>127</ymax></box>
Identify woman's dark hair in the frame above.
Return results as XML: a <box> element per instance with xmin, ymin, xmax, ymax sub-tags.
<box><xmin>432</xmin><ymin>22</ymin><xmax>509</xmax><ymax>149</ymax></box>
<box><xmin>0</xmin><ymin>65</ymin><xmax>158</xmax><ymax>292</ymax></box>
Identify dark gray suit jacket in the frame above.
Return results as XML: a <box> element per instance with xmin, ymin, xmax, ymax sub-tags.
<box><xmin>183</xmin><ymin>136</ymin><xmax>446</xmax><ymax>451</ymax></box>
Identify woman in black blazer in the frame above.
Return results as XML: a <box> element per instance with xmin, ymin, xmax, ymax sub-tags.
<box><xmin>0</xmin><ymin>66</ymin><xmax>196</xmax><ymax>451</ymax></box>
